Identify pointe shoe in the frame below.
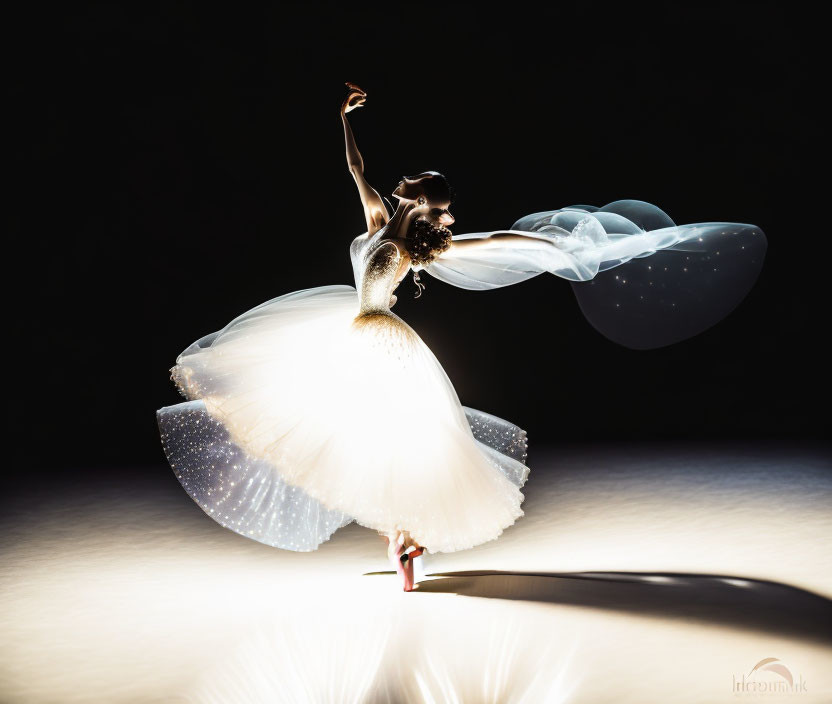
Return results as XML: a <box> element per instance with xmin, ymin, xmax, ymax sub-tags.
<box><xmin>399</xmin><ymin>546</ymin><xmax>425</xmax><ymax>564</ymax></box>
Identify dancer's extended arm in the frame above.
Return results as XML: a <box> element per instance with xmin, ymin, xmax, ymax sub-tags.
<box><xmin>342</xmin><ymin>83</ymin><xmax>389</xmax><ymax>236</ymax></box>
<box><xmin>448</xmin><ymin>233</ymin><xmax>550</xmax><ymax>252</ymax></box>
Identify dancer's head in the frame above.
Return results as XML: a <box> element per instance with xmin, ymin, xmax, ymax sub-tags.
<box><xmin>394</xmin><ymin>172</ymin><xmax>454</xmax><ymax>266</ymax></box>
<box><xmin>393</xmin><ymin>172</ymin><xmax>455</xmax><ymax>228</ymax></box>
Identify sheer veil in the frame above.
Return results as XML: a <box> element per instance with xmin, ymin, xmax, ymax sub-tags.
<box><xmin>425</xmin><ymin>200</ymin><xmax>766</xmax><ymax>349</ymax></box>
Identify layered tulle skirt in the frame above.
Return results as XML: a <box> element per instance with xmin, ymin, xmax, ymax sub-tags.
<box><xmin>158</xmin><ymin>286</ymin><xmax>529</xmax><ymax>553</ymax></box>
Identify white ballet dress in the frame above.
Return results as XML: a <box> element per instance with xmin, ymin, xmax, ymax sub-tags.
<box><xmin>158</xmin><ymin>230</ymin><xmax>529</xmax><ymax>553</ymax></box>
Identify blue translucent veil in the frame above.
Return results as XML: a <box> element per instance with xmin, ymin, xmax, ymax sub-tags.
<box><xmin>425</xmin><ymin>200</ymin><xmax>766</xmax><ymax>349</ymax></box>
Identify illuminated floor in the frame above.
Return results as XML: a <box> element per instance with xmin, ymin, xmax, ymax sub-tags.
<box><xmin>1</xmin><ymin>444</ymin><xmax>830</xmax><ymax>703</ymax></box>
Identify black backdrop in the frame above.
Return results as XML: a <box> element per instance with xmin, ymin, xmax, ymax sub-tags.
<box><xmin>11</xmin><ymin>4</ymin><xmax>826</xmax><ymax>475</ymax></box>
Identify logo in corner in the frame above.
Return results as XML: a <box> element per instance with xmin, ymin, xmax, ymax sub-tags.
<box><xmin>733</xmin><ymin>657</ymin><xmax>808</xmax><ymax>695</ymax></box>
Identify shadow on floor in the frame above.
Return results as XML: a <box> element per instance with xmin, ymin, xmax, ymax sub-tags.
<box><xmin>411</xmin><ymin>570</ymin><xmax>832</xmax><ymax>644</ymax></box>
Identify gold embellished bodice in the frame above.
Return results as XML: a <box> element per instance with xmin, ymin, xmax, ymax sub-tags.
<box><xmin>351</xmin><ymin>234</ymin><xmax>404</xmax><ymax>316</ymax></box>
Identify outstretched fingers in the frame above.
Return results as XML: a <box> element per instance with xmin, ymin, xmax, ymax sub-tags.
<box><xmin>342</xmin><ymin>82</ymin><xmax>367</xmax><ymax>113</ymax></box>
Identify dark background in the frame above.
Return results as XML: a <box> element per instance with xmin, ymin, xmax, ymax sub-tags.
<box><xmin>10</xmin><ymin>3</ymin><xmax>826</xmax><ymax>476</ymax></box>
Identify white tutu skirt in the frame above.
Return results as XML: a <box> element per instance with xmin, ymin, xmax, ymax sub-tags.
<box><xmin>162</xmin><ymin>286</ymin><xmax>529</xmax><ymax>553</ymax></box>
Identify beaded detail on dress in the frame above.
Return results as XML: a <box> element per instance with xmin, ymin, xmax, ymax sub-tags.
<box><xmin>358</xmin><ymin>240</ymin><xmax>401</xmax><ymax>315</ymax></box>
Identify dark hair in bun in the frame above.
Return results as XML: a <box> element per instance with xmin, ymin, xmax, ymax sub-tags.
<box><xmin>406</xmin><ymin>219</ymin><xmax>452</xmax><ymax>266</ymax></box>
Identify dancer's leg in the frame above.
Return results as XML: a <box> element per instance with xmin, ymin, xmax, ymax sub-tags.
<box><xmin>401</xmin><ymin>549</ymin><xmax>415</xmax><ymax>591</ymax></box>
<box><xmin>383</xmin><ymin>531</ymin><xmax>423</xmax><ymax>591</ymax></box>
<box><xmin>385</xmin><ymin>531</ymin><xmax>409</xmax><ymax>590</ymax></box>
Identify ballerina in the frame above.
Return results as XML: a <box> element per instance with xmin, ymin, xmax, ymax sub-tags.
<box><xmin>157</xmin><ymin>83</ymin><xmax>766</xmax><ymax>591</ymax></box>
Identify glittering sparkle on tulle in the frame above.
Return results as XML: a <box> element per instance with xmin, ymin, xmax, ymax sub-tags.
<box><xmin>158</xmin><ymin>401</ymin><xmax>353</xmax><ymax>551</ymax></box>
<box><xmin>158</xmin><ymin>400</ymin><xmax>530</xmax><ymax>552</ymax></box>
<box><xmin>464</xmin><ymin>407</ymin><xmax>529</xmax><ymax>487</ymax></box>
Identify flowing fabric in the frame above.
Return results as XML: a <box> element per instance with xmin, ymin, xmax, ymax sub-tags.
<box><xmin>164</xmin><ymin>285</ymin><xmax>529</xmax><ymax>553</ymax></box>
<box><xmin>158</xmin><ymin>198</ymin><xmax>764</xmax><ymax>552</ymax></box>
<box><xmin>158</xmin><ymin>400</ymin><xmax>354</xmax><ymax>551</ymax></box>
<box><xmin>426</xmin><ymin>200</ymin><xmax>766</xmax><ymax>348</ymax></box>
<box><xmin>157</xmin><ymin>397</ymin><xmax>529</xmax><ymax>551</ymax></box>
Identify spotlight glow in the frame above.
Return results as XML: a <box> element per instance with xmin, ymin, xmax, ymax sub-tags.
<box><xmin>1</xmin><ymin>446</ymin><xmax>830</xmax><ymax>703</ymax></box>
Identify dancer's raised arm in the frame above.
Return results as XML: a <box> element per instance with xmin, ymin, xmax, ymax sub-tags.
<box><xmin>341</xmin><ymin>83</ymin><xmax>389</xmax><ymax>236</ymax></box>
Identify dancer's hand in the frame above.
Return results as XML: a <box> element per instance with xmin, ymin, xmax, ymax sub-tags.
<box><xmin>342</xmin><ymin>82</ymin><xmax>367</xmax><ymax>114</ymax></box>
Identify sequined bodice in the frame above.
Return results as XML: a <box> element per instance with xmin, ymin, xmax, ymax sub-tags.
<box><xmin>350</xmin><ymin>234</ymin><xmax>403</xmax><ymax>315</ymax></box>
